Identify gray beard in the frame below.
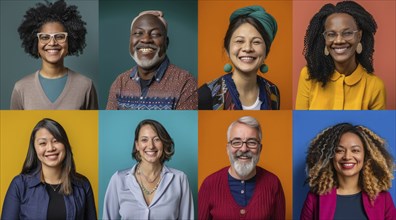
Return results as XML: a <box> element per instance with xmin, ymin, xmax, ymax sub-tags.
<box><xmin>228</xmin><ymin>149</ymin><xmax>259</xmax><ymax>178</ymax></box>
<box><xmin>131</xmin><ymin>49</ymin><xmax>165</xmax><ymax>69</ymax></box>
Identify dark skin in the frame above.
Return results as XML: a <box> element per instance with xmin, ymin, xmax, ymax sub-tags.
<box><xmin>130</xmin><ymin>14</ymin><xmax>169</xmax><ymax>80</ymax></box>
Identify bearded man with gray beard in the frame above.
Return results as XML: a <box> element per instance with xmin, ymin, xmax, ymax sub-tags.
<box><xmin>198</xmin><ymin>116</ymin><xmax>285</xmax><ymax>220</ymax></box>
<box><xmin>106</xmin><ymin>10</ymin><xmax>197</xmax><ymax>110</ymax></box>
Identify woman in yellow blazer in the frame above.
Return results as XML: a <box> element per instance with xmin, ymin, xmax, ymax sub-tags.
<box><xmin>295</xmin><ymin>1</ymin><xmax>385</xmax><ymax>110</ymax></box>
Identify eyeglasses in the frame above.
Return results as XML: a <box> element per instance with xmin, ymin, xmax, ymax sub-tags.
<box><xmin>37</xmin><ymin>32</ymin><xmax>68</xmax><ymax>44</ymax></box>
<box><xmin>322</xmin><ymin>30</ymin><xmax>358</xmax><ymax>41</ymax></box>
<box><xmin>228</xmin><ymin>139</ymin><xmax>260</xmax><ymax>149</ymax></box>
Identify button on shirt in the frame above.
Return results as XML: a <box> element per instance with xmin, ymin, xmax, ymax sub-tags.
<box><xmin>1</xmin><ymin>171</ymin><xmax>97</xmax><ymax>220</ymax></box>
<box><xmin>228</xmin><ymin>173</ymin><xmax>256</xmax><ymax>207</ymax></box>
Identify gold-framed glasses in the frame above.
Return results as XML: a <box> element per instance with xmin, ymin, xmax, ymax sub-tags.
<box><xmin>228</xmin><ymin>139</ymin><xmax>260</xmax><ymax>149</ymax></box>
<box><xmin>322</xmin><ymin>30</ymin><xmax>358</xmax><ymax>41</ymax></box>
<box><xmin>37</xmin><ymin>32</ymin><xmax>68</xmax><ymax>44</ymax></box>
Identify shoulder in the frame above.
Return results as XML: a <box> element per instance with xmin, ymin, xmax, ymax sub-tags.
<box><xmin>14</xmin><ymin>72</ymin><xmax>37</xmax><ymax>88</ymax></box>
<box><xmin>202</xmin><ymin>167</ymin><xmax>228</xmax><ymax>185</ymax></box>
<box><xmin>114</xmin><ymin>68</ymin><xmax>134</xmax><ymax>81</ymax></box>
<box><xmin>364</xmin><ymin>72</ymin><xmax>385</xmax><ymax>88</ymax></box>
<box><xmin>256</xmin><ymin>167</ymin><xmax>281</xmax><ymax>183</ymax></box>
<box><xmin>166</xmin><ymin>64</ymin><xmax>195</xmax><ymax>80</ymax></box>
<box><xmin>299</xmin><ymin>66</ymin><xmax>310</xmax><ymax>79</ymax></box>
<box><xmin>68</xmin><ymin>69</ymin><xmax>93</xmax><ymax>84</ymax></box>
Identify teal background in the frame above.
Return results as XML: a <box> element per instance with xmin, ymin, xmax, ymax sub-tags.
<box><xmin>292</xmin><ymin>110</ymin><xmax>396</xmax><ymax>219</ymax></box>
<box><xmin>98</xmin><ymin>0</ymin><xmax>198</xmax><ymax>109</ymax></box>
<box><xmin>99</xmin><ymin>110</ymin><xmax>198</xmax><ymax>218</ymax></box>
<box><xmin>0</xmin><ymin>0</ymin><xmax>99</xmax><ymax>109</ymax></box>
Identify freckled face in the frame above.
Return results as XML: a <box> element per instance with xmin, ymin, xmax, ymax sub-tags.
<box><xmin>333</xmin><ymin>132</ymin><xmax>365</xmax><ymax>179</ymax></box>
<box><xmin>228</xmin><ymin>23</ymin><xmax>266</xmax><ymax>75</ymax></box>
<box><xmin>324</xmin><ymin>13</ymin><xmax>362</xmax><ymax>67</ymax></box>
<box><xmin>37</xmin><ymin>22</ymin><xmax>68</xmax><ymax>65</ymax></box>
<box><xmin>34</xmin><ymin>128</ymin><xmax>66</xmax><ymax>170</ymax></box>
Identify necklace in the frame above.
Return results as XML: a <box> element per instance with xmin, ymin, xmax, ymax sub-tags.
<box><xmin>136</xmin><ymin>167</ymin><xmax>161</xmax><ymax>195</ymax></box>
<box><xmin>47</xmin><ymin>183</ymin><xmax>61</xmax><ymax>192</ymax></box>
<box><xmin>136</xmin><ymin>163</ymin><xmax>161</xmax><ymax>183</ymax></box>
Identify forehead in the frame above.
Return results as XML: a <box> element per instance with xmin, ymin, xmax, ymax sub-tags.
<box><xmin>231</xmin><ymin>22</ymin><xmax>262</xmax><ymax>38</ymax></box>
<box><xmin>139</xmin><ymin>124</ymin><xmax>157</xmax><ymax>135</ymax></box>
<box><xmin>132</xmin><ymin>14</ymin><xmax>166</xmax><ymax>32</ymax></box>
<box><xmin>35</xmin><ymin>128</ymin><xmax>53</xmax><ymax>138</ymax></box>
<box><xmin>325</xmin><ymin>13</ymin><xmax>358</xmax><ymax>30</ymax></box>
<box><xmin>230</xmin><ymin>123</ymin><xmax>258</xmax><ymax>138</ymax></box>
<box><xmin>39</xmin><ymin>22</ymin><xmax>65</xmax><ymax>32</ymax></box>
<box><xmin>339</xmin><ymin>132</ymin><xmax>363</xmax><ymax>146</ymax></box>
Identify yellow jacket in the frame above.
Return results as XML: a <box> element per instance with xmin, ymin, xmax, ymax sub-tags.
<box><xmin>295</xmin><ymin>64</ymin><xmax>386</xmax><ymax>110</ymax></box>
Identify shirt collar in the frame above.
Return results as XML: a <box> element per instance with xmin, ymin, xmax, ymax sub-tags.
<box><xmin>129</xmin><ymin>56</ymin><xmax>170</xmax><ymax>82</ymax></box>
<box><xmin>330</xmin><ymin>64</ymin><xmax>364</xmax><ymax>86</ymax></box>
<box><xmin>26</xmin><ymin>169</ymin><xmax>83</xmax><ymax>188</ymax></box>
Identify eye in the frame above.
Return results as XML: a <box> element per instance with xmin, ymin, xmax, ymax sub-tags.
<box><xmin>335</xmin><ymin>148</ymin><xmax>344</xmax><ymax>153</ymax></box>
<box><xmin>153</xmin><ymin>137</ymin><xmax>161</xmax><ymax>143</ymax></box>
<box><xmin>39</xmin><ymin>34</ymin><xmax>50</xmax><ymax>41</ymax></box>
<box><xmin>133</xmin><ymin>31</ymin><xmax>143</xmax><ymax>37</ymax></box>
<box><xmin>352</xmin><ymin>149</ymin><xmax>360</xmax><ymax>153</ymax></box>
<box><xmin>151</xmin><ymin>32</ymin><xmax>161</xmax><ymax>37</ymax></box>
<box><xmin>235</xmin><ymin>39</ymin><xmax>244</xmax><ymax>44</ymax></box>
<box><xmin>326</xmin><ymin>32</ymin><xmax>336</xmax><ymax>38</ymax></box>
<box><xmin>54</xmin><ymin>34</ymin><xmax>66</xmax><ymax>41</ymax></box>
<box><xmin>231</xmin><ymin>140</ymin><xmax>242</xmax><ymax>146</ymax></box>
<box><xmin>252</xmin><ymin>40</ymin><xmax>262</xmax><ymax>45</ymax></box>
<box><xmin>140</xmin><ymin>138</ymin><xmax>148</xmax><ymax>143</ymax></box>
<box><xmin>342</xmin><ymin>31</ymin><xmax>354</xmax><ymax>37</ymax></box>
<box><xmin>246</xmin><ymin>140</ymin><xmax>258</xmax><ymax>147</ymax></box>
<box><xmin>38</xmin><ymin>142</ymin><xmax>46</xmax><ymax>146</ymax></box>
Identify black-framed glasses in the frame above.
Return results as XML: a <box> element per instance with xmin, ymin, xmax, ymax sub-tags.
<box><xmin>37</xmin><ymin>32</ymin><xmax>68</xmax><ymax>44</ymax></box>
<box><xmin>322</xmin><ymin>30</ymin><xmax>358</xmax><ymax>41</ymax></box>
<box><xmin>228</xmin><ymin>139</ymin><xmax>260</xmax><ymax>149</ymax></box>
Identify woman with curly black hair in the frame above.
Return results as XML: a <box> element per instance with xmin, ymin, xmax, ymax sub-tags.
<box><xmin>301</xmin><ymin>123</ymin><xmax>395</xmax><ymax>219</ymax></box>
<box><xmin>11</xmin><ymin>0</ymin><xmax>98</xmax><ymax>110</ymax></box>
<box><xmin>295</xmin><ymin>1</ymin><xmax>386</xmax><ymax>110</ymax></box>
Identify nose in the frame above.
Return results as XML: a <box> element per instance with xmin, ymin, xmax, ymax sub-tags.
<box><xmin>239</xmin><ymin>142</ymin><xmax>249</xmax><ymax>152</ymax></box>
<box><xmin>334</xmin><ymin>33</ymin><xmax>345</xmax><ymax>43</ymax></box>
<box><xmin>140</xmin><ymin>33</ymin><xmax>153</xmax><ymax>43</ymax></box>
<box><xmin>342</xmin><ymin>150</ymin><xmax>352</xmax><ymax>160</ymax></box>
<box><xmin>46</xmin><ymin>142</ymin><xmax>55</xmax><ymax>151</ymax></box>
<box><xmin>47</xmin><ymin>36</ymin><xmax>58</xmax><ymax>45</ymax></box>
<box><xmin>242</xmin><ymin>42</ymin><xmax>253</xmax><ymax>52</ymax></box>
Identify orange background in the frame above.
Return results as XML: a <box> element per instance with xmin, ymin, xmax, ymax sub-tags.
<box><xmin>198</xmin><ymin>1</ymin><xmax>293</xmax><ymax>110</ymax></box>
<box><xmin>198</xmin><ymin>111</ymin><xmax>293</xmax><ymax>219</ymax></box>
<box><xmin>292</xmin><ymin>0</ymin><xmax>396</xmax><ymax>109</ymax></box>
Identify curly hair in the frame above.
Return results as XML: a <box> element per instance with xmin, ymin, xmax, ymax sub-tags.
<box><xmin>132</xmin><ymin>119</ymin><xmax>175</xmax><ymax>164</ymax></box>
<box><xmin>305</xmin><ymin>123</ymin><xmax>394</xmax><ymax>202</ymax></box>
<box><xmin>17</xmin><ymin>0</ymin><xmax>87</xmax><ymax>58</ymax></box>
<box><xmin>304</xmin><ymin>1</ymin><xmax>377</xmax><ymax>87</ymax></box>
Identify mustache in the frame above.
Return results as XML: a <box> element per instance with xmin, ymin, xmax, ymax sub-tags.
<box><xmin>135</xmin><ymin>43</ymin><xmax>158</xmax><ymax>50</ymax></box>
<box><xmin>235</xmin><ymin>151</ymin><xmax>253</xmax><ymax>159</ymax></box>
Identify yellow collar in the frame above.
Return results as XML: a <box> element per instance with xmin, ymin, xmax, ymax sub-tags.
<box><xmin>330</xmin><ymin>64</ymin><xmax>365</xmax><ymax>86</ymax></box>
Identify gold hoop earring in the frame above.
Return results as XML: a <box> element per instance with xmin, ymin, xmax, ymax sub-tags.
<box><xmin>356</xmin><ymin>42</ymin><xmax>362</xmax><ymax>54</ymax></box>
<box><xmin>324</xmin><ymin>47</ymin><xmax>329</xmax><ymax>56</ymax></box>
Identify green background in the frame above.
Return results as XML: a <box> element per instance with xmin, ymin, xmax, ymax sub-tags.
<box><xmin>0</xmin><ymin>0</ymin><xmax>99</xmax><ymax>109</ymax></box>
<box><xmin>99</xmin><ymin>0</ymin><xmax>198</xmax><ymax>109</ymax></box>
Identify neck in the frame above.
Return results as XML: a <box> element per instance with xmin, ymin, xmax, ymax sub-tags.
<box><xmin>336</xmin><ymin>174</ymin><xmax>361</xmax><ymax>195</ymax></box>
<box><xmin>334</xmin><ymin>59</ymin><xmax>358</xmax><ymax>76</ymax></box>
<box><xmin>232</xmin><ymin>71</ymin><xmax>257</xmax><ymax>93</ymax></box>
<box><xmin>138</xmin><ymin>161</ymin><xmax>162</xmax><ymax>175</ymax></box>
<box><xmin>42</xmin><ymin>166</ymin><xmax>62</xmax><ymax>184</ymax></box>
<box><xmin>40</xmin><ymin>63</ymin><xmax>67</xmax><ymax>79</ymax></box>
<box><xmin>228</xmin><ymin>166</ymin><xmax>256</xmax><ymax>181</ymax></box>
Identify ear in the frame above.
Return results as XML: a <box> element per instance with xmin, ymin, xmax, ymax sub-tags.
<box><xmin>357</xmin><ymin>30</ymin><xmax>363</xmax><ymax>42</ymax></box>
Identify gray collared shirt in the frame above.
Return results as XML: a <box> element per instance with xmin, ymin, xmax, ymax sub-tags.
<box><xmin>103</xmin><ymin>164</ymin><xmax>194</xmax><ymax>220</ymax></box>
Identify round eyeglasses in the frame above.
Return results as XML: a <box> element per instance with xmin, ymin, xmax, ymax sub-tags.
<box><xmin>37</xmin><ymin>32</ymin><xmax>68</xmax><ymax>44</ymax></box>
<box><xmin>322</xmin><ymin>30</ymin><xmax>358</xmax><ymax>42</ymax></box>
<box><xmin>228</xmin><ymin>139</ymin><xmax>260</xmax><ymax>149</ymax></box>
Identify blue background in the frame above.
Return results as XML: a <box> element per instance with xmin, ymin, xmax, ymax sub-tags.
<box><xmin>293</xmin><ymin>110</ymin><xmax>396</xmax><ymax>219</ymax></box>
<box><xmin>98</xmin><ymin>110</ymin><xmax>198</xmax><ymax>218</ymax></box>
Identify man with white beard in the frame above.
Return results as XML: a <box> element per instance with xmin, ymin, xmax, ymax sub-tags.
<box><xmin>199</xmin><ymin>116</ymin><xmax>285</xmax><ymax>219</ymax></box>
<box><xmin>106</xmin><ymin>10</ymin><xmax>197</xmax><ymax>110</ymax></box>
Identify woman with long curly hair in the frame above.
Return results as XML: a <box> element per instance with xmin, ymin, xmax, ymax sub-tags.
<box><xmin>301</xmin><ymin>123</ymin><xmax>395</xmax><ymax>219</ymax></box>
<box><xmin>11</xmin><ymin>0</ymin><xmax>98</xmax><ymax>109</ymax></box>
<box><xmin>295</xmin><ymin>1</ymin><xmax>386</xmax><ymax>110</ymax></box>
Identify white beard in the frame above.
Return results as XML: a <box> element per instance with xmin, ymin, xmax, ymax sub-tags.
<box><xmin>228</xmin><ymin>149</ymin><xmax>259</xmax><ymax>178</ymax></box>
<box><xmin>131</xmin><ymin>48</ymin><xmax>165</xmax><ymax>69</ymax></box>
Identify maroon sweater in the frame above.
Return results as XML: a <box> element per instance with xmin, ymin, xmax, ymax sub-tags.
<box><xmin>199</xmin><ymin>166</ymin><xmax>285</xmax><ymax>220</ymax></box>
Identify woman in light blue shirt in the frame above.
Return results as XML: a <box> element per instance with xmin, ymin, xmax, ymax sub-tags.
<box><xmin>103</xmin><ymin>119</ymin><xmax>194</xmax><ymax>219</ymax></box>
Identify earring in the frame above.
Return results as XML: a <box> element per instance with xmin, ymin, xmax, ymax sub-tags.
<box><xmin>324</xmin><ymin>47</ymin><xmax>329</xmax><ymax>56</ymax></box>
<box><xmin>224</xmin><ymin>63</ymin><xmax>233</xmax><ymax>73</ymax></box>
<box><xmin>259</xmin><ymin>64</ymin><xmax>268</xmax><ymax>73</ymax></box>
<box><xmin>356</xmin><ymin>42</ymin><xmax>362</xmax><ymax>54</ymax></box>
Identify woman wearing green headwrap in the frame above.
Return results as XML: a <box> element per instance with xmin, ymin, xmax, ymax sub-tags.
<box><xmin>198</xmin><ymin>5</ymin><xmax>280</xmax><ymax>110</ymax></box>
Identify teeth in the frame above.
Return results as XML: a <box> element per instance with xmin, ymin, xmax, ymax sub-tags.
<box><xmin>333</xmin><ymin>48</ymin><xmax>348</xmax><ymax>54</ymax></box>
<box><xmin>342</xmin><ymin>163</ymin><xmax>354</xmax><ymax>168</ymax></box>
<box><xmin>139</xmin><ymin>48</ymin><xmax>153</xmax><ymax>53</ymax></box>
<box><xmin>145</xmin><ymin>151</ymin><xmax>156</xmax><ymax>156</ymax></box>
<box><xmin>46</xmin><ymin>50</ymin><xmax>59</xmax><ymax>53</ymax></box>
<box><xmin>240</xmin><ymin>57</ymin><xmax>254</xmax><ymax>61</ymax></box>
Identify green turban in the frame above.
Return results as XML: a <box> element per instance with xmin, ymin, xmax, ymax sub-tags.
<box><xmin>230</xmin><ymin>5</ymin><xmax>278</xmax><ymax>43</ymax></box>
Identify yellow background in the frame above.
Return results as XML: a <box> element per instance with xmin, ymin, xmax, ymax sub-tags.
<box><xmin>0</xmin><ymin>110</ymin><xmax>98</xmax><ymax>214</ymax></box>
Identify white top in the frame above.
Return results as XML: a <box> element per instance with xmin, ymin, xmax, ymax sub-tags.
<box><xmin>102</xmin><ymin>164</ymin><xmax>194</xmax><ymax>220</ymax></box>
<box><xmin>242</xmin><ymin>96</ymin><xmax>262</xmax><ymax>110</ymax></box>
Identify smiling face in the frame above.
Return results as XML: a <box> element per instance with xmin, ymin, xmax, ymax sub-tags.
<box><xmin>333</xmin><ymin>132</ymin><xmax>365</xmax><ymax>180</ymax></box>
<box><xmin>135</xmin><ymin>124</ymin><xmax>164</xmax><ymax>164</ymax></box>
<box><xmin>324</xmin><ymin>13</ymin><xmax>362</xmax><ymax>69</ymax></box>
<box><xmin>228</xmin><ymin>23</ymin><xmax>266</xmax><ymax>75</ymax></box>
<box><xmin>130</xmin><ymin>14</ymin><xmax>167</xmax><ymax>71</ymax></box>
<box><xmin>37</xmin><ymin>22</ymin><xmax>68</xmax><ymax>66</ymax></box>
<box><xmin>34</xmin><ymin>128</ymin><xmax>66</xmax><ymax>171</ymax></box>
<box><xmin>227</xmin><ymin>122</ymin><xmax>260</xmax><ymax>179</ymax></box>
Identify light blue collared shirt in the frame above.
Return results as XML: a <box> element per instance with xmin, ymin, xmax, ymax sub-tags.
<box><xmin>103</xmin><ymin>164</ymin><xmax>194</xmax><ymax>220</ymax></box>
